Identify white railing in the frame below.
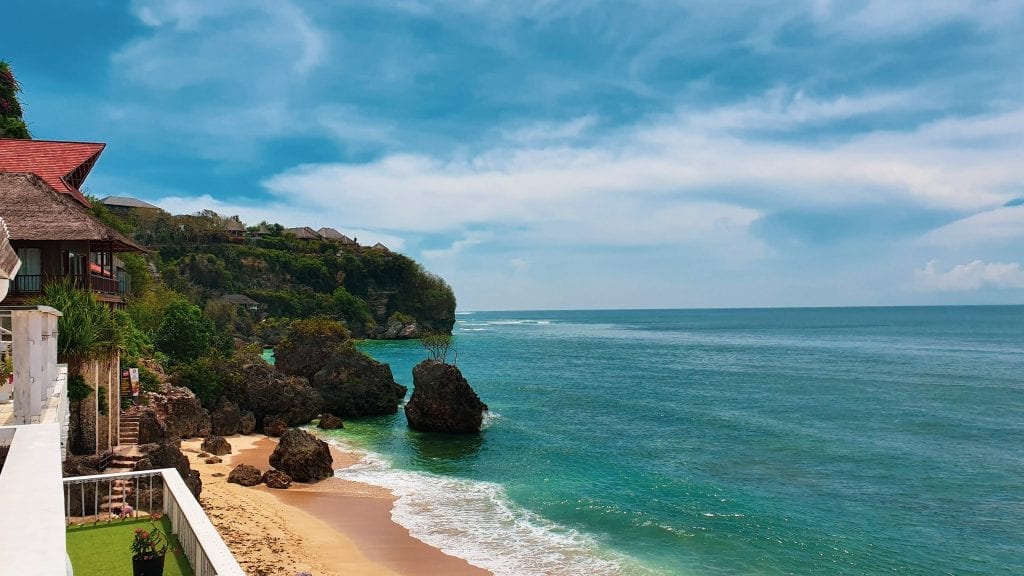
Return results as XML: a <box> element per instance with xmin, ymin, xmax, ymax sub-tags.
<box><xmin>63</xmin><ymin>468</ymin><xmax>244</xmax><ymax>576</ymax></box>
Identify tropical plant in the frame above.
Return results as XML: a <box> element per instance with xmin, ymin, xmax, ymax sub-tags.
<box><xmin>130</xmin><ymin>516</ymin><xmax>169</xmax><ymax>559</ymax></box>
<box><xmin>0</xmin><ymin>60</ymin><xmax>30</xmax><ymax>139</ymax></box>
<box><xmin>33</xmin><ymin>279</ymin><xmax>122</xmax><ymax>368</ymax></box>
<box><xmin>153</xmin><ymin>300</ymin><xmax>228</xmax><ymax>364</ymax></box>
<box><xmin>420</xmin><ymin>331</ymin><xmax>456</xmax><ymax>364</ymax></box>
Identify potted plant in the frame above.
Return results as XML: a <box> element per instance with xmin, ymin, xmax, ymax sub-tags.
<box><xmin>130</xmin><ymin>514</ymin><xmax>169</xmax><ymax>576</ymax></box>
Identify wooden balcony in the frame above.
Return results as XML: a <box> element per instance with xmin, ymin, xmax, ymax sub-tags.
<box><xmin>10</xmin><ymin>272</ymin><xmax>127</xmax><ymax>300</ymax></box>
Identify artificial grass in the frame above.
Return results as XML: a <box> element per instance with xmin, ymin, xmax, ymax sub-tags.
<box><xmin>66</xmin><ymin>516</ymin><xmax>194</xmax><ymax>576</ymax></box>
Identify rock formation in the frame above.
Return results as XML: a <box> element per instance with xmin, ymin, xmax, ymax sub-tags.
<box><xmin>201</xmin><ymin>435</ymin><xmax>231</xmax><ymax>456</ymax></box>
<box><xmin>228</xmin><ymin>464</ymin><xmax>263</xmax><ymax>487</ymax></box>
<box><xmin>274</xmin><ymin>319</ymin><xmax>351</xmax><ymax>380</ymax></box>
<box><xmin>372</xmin><ymin>315</ymin><xmax>420</xmax><ymax>340</ymax></box>
<box><xmin>218</xmin><ymin>351</ymin><xmax>322</xmax><ymax>430</ymax></box>
<box><xmin>317</xmin><ymin>413</ymin><xmax>344</xmax><ymax>430</ymax></box>
<box><xmin>262</xmin><ymin>469</ymin><xmax>292</xmax><ymax>489</ymax></box>
<box><xmin>239</xmin><ymin>411</ymin><xmax>256</xmax><ymax>435</ymax></box>
<box><xmin>309</xmin><ymin>345</ymin><xmax>407</xmax><ymax>417</ymax></box>
<box><xmin>269</xmin><ymin>429</ymin><xmax>334</xmax><ymax>483</ymax></box>
<box><xmin>209</xmin><ymin>398</ymin><xmax>242</xmax><ymax>436</ymax></box>
<box><xmin>145</xmin><ymin>385</ymin><xmax>212</xmax><ymax>439</ymax></box>
<box><xmin>137</xmin><ymin>439</ymin><xmax>202</xmax><ymax>497</ymax></box>
<box><xmin>264</xmin><ymin>417</ymin><xmax>288</xmax><ymax>437</ymax></box>
<box><xmin>405</xmin><ymin>360</ymin><xmax>487</xmax><ymax>433</ymax></box>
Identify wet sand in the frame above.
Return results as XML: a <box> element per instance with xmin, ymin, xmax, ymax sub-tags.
<box><xmin>183</xmin><ymin>434</ymin><xmax>489</xmax><ymax>576</ymax></box>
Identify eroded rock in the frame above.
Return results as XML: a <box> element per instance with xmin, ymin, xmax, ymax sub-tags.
<box><xmin>262</xmin><ymin>469</ymin><xmax>293</xmax><ymax>489</ymax></box>
<box><xmin>269</xmin><ymin>429</ymin><xmax>333</xmax><ymax>483</ymax></box>
<box><xmin>405</xmin><ymin>360</ymin><xmax>487</xmax><ymax>434</ymax></box>
<box><xmin>317</xmin><ymin>413</ymin><xmax>344</xmax><ymax>430</ymax></box>
<box><xmin>201</xmin><ymin>435</ymin><xmax>232</xmax><ymax>456</ymax></box>
<box><xmin>227</xmin><ymin>464</ymin><xmax>263</xmax><ymax>487</ymax></box>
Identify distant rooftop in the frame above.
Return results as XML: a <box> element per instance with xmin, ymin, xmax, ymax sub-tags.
<box><xmin>284</xmin><ymin>226</ymin><xmax>321</xmax><ymax>240</ymax></box>
<box><xmin>99</xmin><ymin>196</ymin><xmax>161</xmax><ymax>210</ymax></box>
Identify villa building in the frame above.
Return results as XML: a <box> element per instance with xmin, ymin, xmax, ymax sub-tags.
<box><xmin>98</xmin><ymin>195</ymin><xmax>161</xmax><ymax>215</ymax></box>
<box><xmin>283</xmin><ymin>226</ymin><xmax>322</xmax><ymax>240</ymax></box>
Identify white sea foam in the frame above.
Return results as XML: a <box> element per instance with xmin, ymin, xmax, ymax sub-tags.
<box><xmin>328</xmin><ymin>440</ymin><xmax>630</xmax><ymax>576</ymax></box>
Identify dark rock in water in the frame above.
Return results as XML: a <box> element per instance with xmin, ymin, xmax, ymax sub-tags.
<box><xmin>269</xmin><ymin>429</ymin><xmax>334</xmax><ymax>483</ymax></box>
<box><xmin>310</xmin><ymin>345</ymin><xmax>407</xmax><ymax>417</ymax></box>
<box><xmin>227</xmin><ymin>464</ymin><xmax>263</xmax><ymax>487</ymax></box>
<box><xmin>204</xmin><ymin>456</ymin><xmax>223</xmax><ymax>464</ymax></box>
<box><xmin>264</xmin><ymin>417</ymin><xmax>288</xmax><ymax>437</ymax></box>
<box><xmin>201</xmin><ymin>435</ymin><xmax>232</xmax><ymax>456</ymax></box>
<box><xmin>219</xmin><ymin>351</ymin><xmax>322</xmax><ymax>429</ymax></box>
<box><xmin>138</xmin><ymin>439</ymin><xmax>201</xmax><ymax>498</ymax></box>
<box><xmin>147</xmin><ymin>386</ymin><xmax>212</xmax><ymax>439</ymax></box>
<box><xmin>317</xmin><ymin>413</ymin><xmax>345</xmax><ymax>430</ymax></box>
<box><xmin>405</xmin><ymin>360</ymin><xmax>487</xmax><ymax>433</ymax></box>
<box><xmin>239</xmin><ymin>411</ymin><xmax>256</xmax><ymax>435</ymax></box>
<box><xmin>262</xmin><ymin>469</ymin><xmax>293</xmax><ymax>489</ymax></box>
<box><xmin>210</xmin><ymin>398</ymin><xmax>242</xmax><ymax>436</ymax></box>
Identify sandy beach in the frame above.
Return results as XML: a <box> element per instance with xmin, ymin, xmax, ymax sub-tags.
<box><xmin>181</xmin><ymin>434</ymin><xmax>490</xmax><ymax>576</ymax></box>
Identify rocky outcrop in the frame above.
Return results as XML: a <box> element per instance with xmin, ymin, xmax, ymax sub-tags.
<box><xmin>317</xmin><ymin>413</ymin><xmax>344</xmax><ymax>430</ymax></box>
<box><xmin>372</xmin><ymin>315</ymin><xmax>420</xmax><ymax>340</ymax></box>
<box><xmin>262</xmin><ymin>469</ymin><xmax>293</xmax><ymax>489</ymax></box>
<box><xmin>146</xmin><ymin>386</ymin><xmax>211</xmax><ymax>439</ymax></box>
<box><xmin>201</xmin><ymin>435</ymin><xmax>232</xmax><ymax>456</ymax></box>
<box><xmin>309</xmin><ymin>345</ymin><xmax>407</xmax><ymax>417</ymax></box>
<box><xmin>405</xmin><ymin>360</ymin><xmax>487</xmax><ymax>433</ymax></box>
<box><xmin>274</xmin><ymin>319</ymin><xmax>351</xmax><ymax>380</ymax></box>
<box><xmin>228</xmin><ymin>464</ymin><xmax>263</xmax><ymax>487</ymax></box>
<box><xmin>239</xmin><ymin>411</ymin><xmax>256</xmax><ymax>435</ymax></box>
<box><xmin>204</xmin><ymin>456</ymin><xmax>222</xmax><ymax>464</ymax></box>
<box><xmin>138</xmin><ymin>439</ymin><xmax>202</xmax><ymax>498</ymax></box>
<box><xmin>128</xmin><ymin>405</ymin><xmax>168</xmax><ymax>444</ymax></box>
<box><xmin>264</xmin><ymin>418</ymin><xmax>288</xmax><ymax>437</ymax></box>
<box><xmin>219</xmin><ymin>352</ymin><xmax>322</xmax><ymax>431</ymax></box>
<box><xmin>62</xmin><ymin>453</ymin><xmax>104</xmax><ymax>477</ymax></box>
<box><xmin>210</xmin><ymin>398</ymin><xmax>242</xmax><ymax>436</ymax></box>
<box><xmin>269</xmin><ymin>429</ymin><xmax>334</xmax><ymax>483</ymax></box>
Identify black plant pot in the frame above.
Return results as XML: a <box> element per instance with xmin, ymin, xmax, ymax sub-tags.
<box><xmin>132</xmin><ymin>554</ymin><xmax>165</xmax><ymax>576</ymax></box>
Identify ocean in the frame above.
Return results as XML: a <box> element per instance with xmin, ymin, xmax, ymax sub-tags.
<box><xmin>314</xmin><ymin>307</ymin><xmax>1023</xmax><ymax>575</ymax></box>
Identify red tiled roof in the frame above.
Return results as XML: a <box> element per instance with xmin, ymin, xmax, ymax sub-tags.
<box><xmin>0</xmin><ymin>138</ymin><xmax>105</xmax><ymax>207</ymax></box>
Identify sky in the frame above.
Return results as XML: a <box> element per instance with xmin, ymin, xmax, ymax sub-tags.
<box><xmin>4</xmin><ymin>0</ymin><xmax>1024</xmax><ymax>310</ymax></box>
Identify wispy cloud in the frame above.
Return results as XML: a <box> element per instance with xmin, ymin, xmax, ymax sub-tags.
<box><xmin>915</xmin><ymin>260</ymin><xmax>1024</xmax><ymax>291</ymax></box>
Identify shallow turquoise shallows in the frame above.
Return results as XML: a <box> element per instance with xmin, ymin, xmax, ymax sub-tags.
<box><xmin>316</xmin><ymin>307</ymin><xmax>1023</xmax><ymax>575</ymax></box>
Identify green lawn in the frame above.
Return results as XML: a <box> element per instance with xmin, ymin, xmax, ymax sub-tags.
<box><xmin>66</xmin><ymin>516</ymin><xmax>194</xmax><ymax>576</ymax></box>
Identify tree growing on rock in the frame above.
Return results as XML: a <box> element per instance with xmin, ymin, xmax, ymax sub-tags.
<box><xmin>420</xmin><ymin>331</ymin><xmax>456</xmax><ymax>364</ymax></box>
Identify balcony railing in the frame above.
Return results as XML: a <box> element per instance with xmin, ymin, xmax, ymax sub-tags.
<box><xmin>11</xmin><ymin>272</ymin><xmax>126</xmax><ymax>296</ymax></box>
<box><xmin>64</xmin><ymin>468</ymin><xmax>244</xmax><ymax>576</ymax></box>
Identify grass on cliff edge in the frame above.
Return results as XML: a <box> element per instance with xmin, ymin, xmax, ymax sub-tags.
<box><xmin>67</xmin><ymin>516</ymin><xmax>194</xmax><ymax>576</ymax></box>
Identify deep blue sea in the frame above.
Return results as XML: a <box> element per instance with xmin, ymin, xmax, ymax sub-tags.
<box><xmin>316</xmin><ymin>307</ymin><xmax>1023</xmax><ymax>575</ymax></box>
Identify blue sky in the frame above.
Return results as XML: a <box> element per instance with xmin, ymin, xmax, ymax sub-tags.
<box><xmin>5</xmin><ymin>0</ymin><xmax>1024</xmax><ymax>310</ymax></box>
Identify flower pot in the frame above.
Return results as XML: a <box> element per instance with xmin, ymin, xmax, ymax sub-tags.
<box><xmin>132</xmin><ymin>554</ymin><xmax>165</xmax><ymax>576</ymax></box>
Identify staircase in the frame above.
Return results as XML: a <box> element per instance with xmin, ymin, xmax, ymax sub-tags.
<box><xmin>119</xmin><ymin>415</ymin><xmax>140</xmax><ymax>447</ymax></box>
<box><xmin>98</xmin><ymin>414</ymin><xmax>146</xmax><ymax>516</ymax></box>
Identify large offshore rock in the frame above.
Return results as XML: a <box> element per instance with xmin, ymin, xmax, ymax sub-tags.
<box><xmin>405</xmin><ymin>360</ymin><xmax>487</xmax><ymax>433</ymax></box>
<box><xmin>218</xmin><ymin>351</ymin><xmax>322</xmax><ymax>430</ymax></box>
<box><xmin>310</xmin><ymin>345</ymin><xmax>407</xmax><ymax>417</ymax></box>
<box><xmin>269</xmin><ymin>429</ymin><xmax>334</xmax><ymax>483</ymax></box>
<box><xmin>264</xmin><ymin>417</ymin><xmax>288</xmax><ymax>438</ymax></box>
<box><xmin>209</xmin><ymin>398</ymin><xmax>242</xmax><ymax>436</ymax></box>
<box><xmin>201</xmin><ymin>435</ymin><xmax>232</xmax><ymax>456</ymax></box>
<box><xmin>147</xmin><ymin>386</ymin><xmax>211</xmax><ymax>439</ymax></box>
<box><xmin>227</xmin><ymin>464</ymin><xmax>263</xmax><ymax>487</ymax></box>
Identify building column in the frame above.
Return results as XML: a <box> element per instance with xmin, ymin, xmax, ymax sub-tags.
<box><xmin>12</xmin><ymin>309</ymin><xmax>43</xmax><ymax>423</ymax></box>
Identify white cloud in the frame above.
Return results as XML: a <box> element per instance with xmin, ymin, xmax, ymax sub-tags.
<box><xmin>422</xmin><ymin>232</ymin><xmax>493</xmax><ymax>260</ymax></box>
<box><xmin>919</xmin><ymin>205</ymin><xmax>1024</xmax><ymax>247</ymax></box>
<box><xmin>914</xmin><ymin>260</ymin><xmax>1024</xmax><ymax>291</ymax></box>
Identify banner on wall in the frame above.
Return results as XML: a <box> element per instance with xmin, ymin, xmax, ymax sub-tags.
<box><xmin>129</xmin><ymin>367</ymin><xmax>140</xmax><ymax>397</ymax></box>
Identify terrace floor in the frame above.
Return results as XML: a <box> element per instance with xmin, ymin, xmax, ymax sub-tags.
<box><xmin>66</xmin><ymin>516</ymin><xmax>194</xmax><ymax>576</ymax></box>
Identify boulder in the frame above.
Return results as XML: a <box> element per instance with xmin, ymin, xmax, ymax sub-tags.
<box><xmin>212</xmin><ymin>472</ymin><xmax>225</xmax><ymax>478</ymax></box>
<box><xmin>269</xmin><ymin>429</ymin><xmax>334</xmax><ymax>483</ymax></box>
<box><xmin>405</xmin><ymin>360</ymin><xmax>488</xmax><ymax>433</ymax></box>
<box><xmin>138</xmin><ymin>439</ymin><xmax>201</xmax><ymax>498</ymax></box>
<box><xmin>310</xmin><ymin>345</ymin><xmax>407</xmax><ymax>417</ymax></box>
<box><xmin>262</xmin><ymin>469</ymin><xmax>293</xmax><ymax>489</ymax></box>
<box><xmin>201</xmin><ymin>435</ymin><xmax>232</xmax><ymax>456</ymax></box>
<box><xmin>218</xmin><ymin>352</ymin><xmax>322</xmax><ymax>429</ymax></box>
<box><xmin>227</xmin><ymin>464</ymin><xmax>263</xmax><ymax>487</ymax></box>
<box><xmin>264</xmin><ymin>417</ymin><xmax>288</xmax><ymax>437</ymax></box>
<box><xmin>317</xmin><ymin>413</ymin><xmax>345</xmax><ymax>430</ymax></box>
<box><xmin>210</xmin><ymin>398</ymin><xmax>242</xmax><ymax>436</ymax></box>
<box><xmin>133</xmin><ymin>457</ymin><xmax>154</xmax><ymax>472</ymax></box>
<box><xmin>239</xmin><ymin>411</ymin><xmax>256</xmax><ymax>435</ymax></box>
<box><xmin>204</xmin><ymin>456</ymin><xmax>223</xmax><ymax>464</ymax></box>
<box><xmin>62</xmin><ymin>453</ymin><xmax>103</xmax><ymax>477</ymax></box>
<box><xmin>373</xmin><ymin>316</ymin><xmax>421</xmax><ymax>340</ymax></box>
<box><xmin>146</xmin><ymin>386</ymin><xmax>211</xmax><ymax>439</ymax></box>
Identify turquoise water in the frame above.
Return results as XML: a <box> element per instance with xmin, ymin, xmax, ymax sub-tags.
<box><xmin>318</xmin><ymin>307</ymin><xmax>1023</xmax><ymax>575</ymax></box>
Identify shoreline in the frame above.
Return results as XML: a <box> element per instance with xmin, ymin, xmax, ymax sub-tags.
<box><xmin>182</xmin><ymin>434</ymin><xmax>490</xmax><ymax>576</ymax></box>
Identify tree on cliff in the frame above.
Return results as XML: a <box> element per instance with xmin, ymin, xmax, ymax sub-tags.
<box><xmin>0</xmin><ymin>61</ymin><xmax>30</xmax><ymax>139</ymax></box>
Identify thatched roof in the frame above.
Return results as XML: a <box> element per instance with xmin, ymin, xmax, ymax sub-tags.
<box><xmin>0</xmin><ymin>173</ymin><xmax>146</xmax><ymax>253</ymax></box>
<box><xmin>317</xmin><ymin>227</ymin><xmax>357</xmax><ymax>245</ymax></box>
<box><xmin>284</xmin><ymin>226</ymin><xmax>321</xmax><ymax>240</ymax></box>
<box><xmin>0</xmin><ymin>217</ymin><xmax>19</xmax><ymax>281</ymax></box>
<box><xmin>224</xmin><ymin>219</ymin><xmax>245</xmax><ymax>232</ymax></box>
<box><xmin>372</xmin><ymin>242</ymin><xmax>389</xmax><ymax>252</ymax></box>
